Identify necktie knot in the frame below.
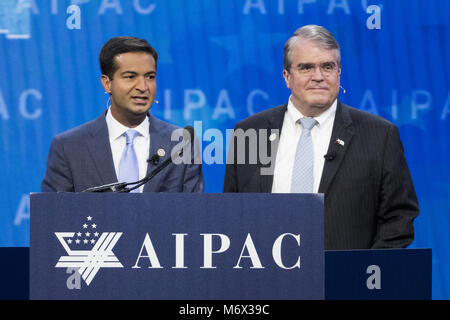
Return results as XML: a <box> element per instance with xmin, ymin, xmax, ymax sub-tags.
<box><xmin>299</xmin><ymin>117</ymin><xmax>318</xmax><ymax>131</ymax></box>
<box><xmin>124</xmin><ymin>129</ymin><xmax>139</xmax><ymax>145</ymax></box>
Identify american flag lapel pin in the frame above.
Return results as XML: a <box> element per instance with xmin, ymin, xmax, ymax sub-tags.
<box><xmin>336</xmin><ymin>138</ymin><xmax>345</xmax><ymax>146</ymax></box>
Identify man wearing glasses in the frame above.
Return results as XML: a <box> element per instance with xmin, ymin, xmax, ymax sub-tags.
<box><xmin>224</xmin><ymin>25</ymin><xmax>419</xmax><ymax>250</ymax></box>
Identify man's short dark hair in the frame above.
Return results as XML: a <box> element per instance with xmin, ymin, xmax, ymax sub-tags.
<box><xmin>99</xmin><ymin>36</ymin><xmax>158</xmax><ymax>79</ymax></box>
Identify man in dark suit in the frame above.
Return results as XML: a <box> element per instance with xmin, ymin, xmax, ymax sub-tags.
<box><xmin>42</xmin><ymin>36</ymin><xmax>203</xmax><ymax>193</ymax></box>
<box><xmin>223</xmin><ymin>25</ymin><xmax>419</xmax><ymax>250</ymax></box>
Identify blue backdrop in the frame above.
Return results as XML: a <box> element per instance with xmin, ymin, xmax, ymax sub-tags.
<box><xmin>0</xmin><ymin>0</ymin><xmax>449</xmax><ymax>299</ymax></box>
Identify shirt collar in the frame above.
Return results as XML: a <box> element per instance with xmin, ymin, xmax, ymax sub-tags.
<box><xmin>287</xmin><ymin>96</ymin><xmax>337</xmax><ymax>127</ymax></box>
<box><xmin>106</xmin><ymin>108</ymin><xmax>150</xmax><ymax>141</ymax></box>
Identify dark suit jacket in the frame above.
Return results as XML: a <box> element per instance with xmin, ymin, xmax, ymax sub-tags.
<box><xmin>42</xmin><ymin>112</ymin><xmax>204</xmax><ymax>193</ymax></box>
<box><xmin>223</xmin><ymin>101</ymin><xmax>419</xmax><ymax>250</ymax></box>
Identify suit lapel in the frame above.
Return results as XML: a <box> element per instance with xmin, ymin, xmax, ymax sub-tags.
<box><xmin>259</xmin><ymin>105</ymin><xmax>287</xmax><ymax>192</ymax></box>
<box><xmin>86</xmin><ymin>114</ymin><xmax>118</xmax><ymax>185</ymax></box>
<box><xmin>318</xmin><ymin>101</ymin><xmax>354</xmax><ymax>194</ymax></box>
<box><xmin>143</xmin><ymin>114</ymin><xmax>173</xmax><ymax>192</ymax></box>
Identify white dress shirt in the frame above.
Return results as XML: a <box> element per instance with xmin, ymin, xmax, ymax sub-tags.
<box><xmin>272</xmin><ymin>97</ymin><xmax>337</xmax><ymax>193</ymax></box>
<box><xmin>105</xmin><ymin>109</ymin><xmax>150</xmax><ymax>192</ymax></box>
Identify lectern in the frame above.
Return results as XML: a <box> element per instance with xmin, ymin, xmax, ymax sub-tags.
<box><xmin>30</xmin><ymin>193</ymin><xmax>325</xmax><ymax>300</ymax></box>
<box><xmin>21</xmin><ymin>192</ymin><xmax>431</xmax><ymax>300</ymax></box>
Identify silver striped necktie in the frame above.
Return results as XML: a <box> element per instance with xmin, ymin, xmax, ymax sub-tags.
<box><xmin>290</xmin><ymin>117</ymin><xmax>318</xmax><ymax>193</ymax></box>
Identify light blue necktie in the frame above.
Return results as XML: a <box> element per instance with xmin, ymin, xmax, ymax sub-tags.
<box><xmin>119</xmin><ymin>129</ymin><xmax>140</xmax><ymax>193</ymax></box>
<box><xmin>291</xmin><ymin>117</ymin><xmax>318</xmax><ymax>193</ymax></box>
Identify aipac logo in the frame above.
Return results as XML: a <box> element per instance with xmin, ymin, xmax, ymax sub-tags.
<box><xmin>55</xmin><ymin>216</ymin><xmax>123</xmax><ymax>287</ymax></box>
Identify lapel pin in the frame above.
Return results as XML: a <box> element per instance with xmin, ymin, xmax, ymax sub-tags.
<box><xmin>269</xmin><ymin>133</ymin><xmax>277</xmax><ymax>141</ymax></box>
<box><xmin>336</xmin><ymin>138</ymin><xmax>345</xmax><ymax>146</ymax></box>
<box><xmin>157</xmin><ymin>148</ymin><xmax>166</xmax><ymax>157</ymax></box>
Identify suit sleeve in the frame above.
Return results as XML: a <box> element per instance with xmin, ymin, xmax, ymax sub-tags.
<box><xmin>223</xmin><ymin>126</ymin><xmax>239</xmax><ymax>192</ymax></box>
<box><xmin>371</xmin><ymin>125</ymin><xmax>419</xmax><ymax>248</ymax></box>
<box><xmin>182</xmin><ymin>133</ymin><xmax>204</xmax><ymax>192</ymax></box>
<box><xmin>41</xmin><ymin>136</ymin><xmax>75</xmax><ymax>192</ymax></box>
<box><xmin>223</xmin><ymin>163</ymin><xmax>237</xmax><ymax>192</ymax></box>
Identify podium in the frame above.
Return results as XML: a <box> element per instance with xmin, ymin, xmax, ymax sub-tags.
<box><xmin>24</xmin><ymin>193</ymin><xmax>431</xmax><ymax>300</ymax></box>
<box><xmin>30</xmin><ymin>193</ymin><xmax>325</xmax><ymax>300</ymax></box>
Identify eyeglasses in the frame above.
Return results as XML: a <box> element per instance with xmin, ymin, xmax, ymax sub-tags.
<box><xmin>294</xmin><ymin>62</ymin><xmax>339</xmax><ymax>76</ymax></box>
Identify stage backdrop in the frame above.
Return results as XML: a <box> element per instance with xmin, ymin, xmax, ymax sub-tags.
<box><xmin>0</xmin><ymin>0</ymin><xmax>448</xmax><ymax>299</ymax></box>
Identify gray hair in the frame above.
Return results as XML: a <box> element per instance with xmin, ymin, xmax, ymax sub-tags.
<box><xmin>283</xmin><ymin>25</ymin><xmax>341</xmax><ymax>71</ymax></box>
